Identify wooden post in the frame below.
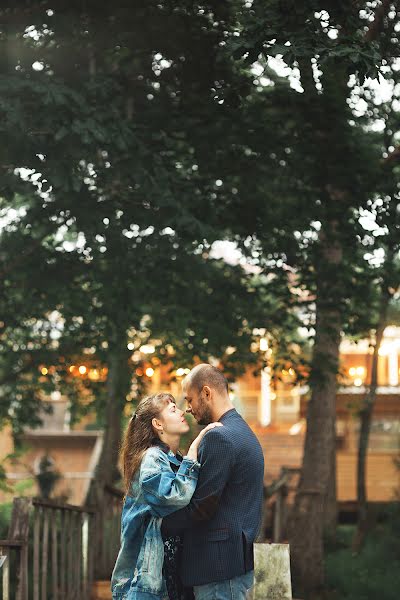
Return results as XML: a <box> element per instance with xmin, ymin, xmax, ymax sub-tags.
<box><xmin>60</xmin><ymin>510</ymin><xmax>66</xmax><ymax>599</ymax></box>
<box><xmin>51</xmin><ymin>510</ymin><xmax>58</xmax><ymax>600</ymax></box>
<box><xmin>75</xmin><ymin>513</ymin><xmax>82</xmax><ymax>596</ymax></box>
<box><xmin>81</xmin><ymin>514</ymin><xmax>89</xmax><ymax>596</ymax></box>
<box><xmin>1</xmin><ymin>552</ymin><xmax>9</xmax><ymax>600</ymax></box>
<box><xmin>273</xmin><ymin>490</ymin><xmax>283</xmax><ymax>543</ymax></box>
<box><xmin>254</xmin><ymin>543</ymin><xmax>292</xmax><ymax>600</ymax></box>
<box><xmin>6</xmin><ymin>497</ymin><xmax>32</xmax><ymax>600</ymax></box>
<box><xmin>41</xmin><ymin>509</ymin><xmax>49</xmax><ymax>600</ymax></box>
<box><xmin>33</xmin><ymin>507</ymin><xmax>41</xmax><ymax>600</ymax></box>
<box><xmin>67</xmin><ymin>511</ymin><xmax>73</xmax><ymax>596</ymax></box>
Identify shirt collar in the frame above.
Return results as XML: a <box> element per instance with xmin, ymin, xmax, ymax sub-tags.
<box><xmin>219</xmin><ymin>408</ymin><xmax>237</xmax><ymax>423</ymax></box>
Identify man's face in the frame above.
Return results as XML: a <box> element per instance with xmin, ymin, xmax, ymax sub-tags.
<box><xmin>183</xmin><ymin>383</ymin><xmax>213</xmax><ymax>426</ymax></box>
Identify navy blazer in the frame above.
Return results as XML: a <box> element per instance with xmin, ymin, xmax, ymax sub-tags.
<box><xmin>161</xmin><ymin>408</ymin><xmax>265</xmax><ymax>586</ymax></box>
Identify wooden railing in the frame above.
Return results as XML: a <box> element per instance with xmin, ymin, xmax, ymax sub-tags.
<box><xmin>0</xmin><ymin>498</ymin><xmax>30</xmax><ymax>600</ymax></box>
<box><xmin>265</xmin><ymin>466</ymin><xmax>301</xmax><ymax>543</ymax></box>
<box><xmin>93</xmin><ymin>484</ymin><xmax>124</xmax><ymax>581</ymax></box>
<box><xmin>0</xmin><ymin>497</ymin><xmax>96</xmax><ymax>600</ymax></box>
<box><xmin>31</xmin><ymin>498</ymin><xmax>96</xmax><ymax>600</ymax></box>
<box><xmin>0</xmin><ymin>555</ymin><xmax>9</xmax><ymax>600</ymax></box>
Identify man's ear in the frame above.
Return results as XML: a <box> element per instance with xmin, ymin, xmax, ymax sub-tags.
<box><xmin>203</xmin><ymin>385</ymin><xmax>212</xmax><ymax>401</ymax></box>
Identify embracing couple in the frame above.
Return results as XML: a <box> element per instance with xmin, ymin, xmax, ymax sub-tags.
<box><xmin>111</xmin><ymin>363</ymin><xmax>264</xmax><ymax>600</ymax></box>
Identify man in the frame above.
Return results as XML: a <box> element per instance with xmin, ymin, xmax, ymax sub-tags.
<box><xmin>161</xmin><ymin>364</ymin><xmax>265</xmax><ymax>600</ymax></box>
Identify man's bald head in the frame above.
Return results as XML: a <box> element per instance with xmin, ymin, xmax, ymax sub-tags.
<box><xmin>183</xmin><ymin>363</ymin><xmax>229</xmax><ymax>398</ymax></box>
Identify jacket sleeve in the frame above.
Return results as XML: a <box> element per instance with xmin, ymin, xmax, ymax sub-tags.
<box><xmin>161</xmin><ymin>429</ymin><xmax>234</xmax><ymax>536</ymax></box>
<box><xmin>139</xmin><ymin>449</ymin><xmax>200</xmax><ymax>518</ymax></box>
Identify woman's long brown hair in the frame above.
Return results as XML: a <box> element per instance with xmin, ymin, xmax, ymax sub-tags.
<box><xmin>121</xmin><ymin>392</ymin><xmax>175</xmax><ymax>495</ymax></box>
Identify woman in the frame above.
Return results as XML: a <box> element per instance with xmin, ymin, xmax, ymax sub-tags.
<box><xmin>111</xmin><ymin>391</ymin><xmax>221</xmax><ymax>600</ymax></box>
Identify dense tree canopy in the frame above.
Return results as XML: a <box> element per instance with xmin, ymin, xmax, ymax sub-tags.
<box><xmin>1</xmin><ymin>1</ymin><xmax>399</xmax><ymax>593</ymax></box>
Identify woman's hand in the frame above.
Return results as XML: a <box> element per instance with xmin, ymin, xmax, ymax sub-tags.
<box><xmin>186</xmin><ymin>422</ymin><xmax>223</xmax><ymax>462</ymax></box>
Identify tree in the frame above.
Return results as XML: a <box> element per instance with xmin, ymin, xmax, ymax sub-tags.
<box><xmin>1</xmin><ymin>2</ymin><xmax>299</xmax><ymax>500</ymax></box>
<box><xmin>353</xmin><ymin>85</ymin><xmax>400</xmax><ymax>548</ymax></box>
<box><xmin>0</xmin><ymin>1</ymin><xmax>248</xmax><ymax>489</ymax></box>
<box><xmin>222</xmin><ymin>1</ymin><xmax>399</xmax><ymax>592</ymax></box>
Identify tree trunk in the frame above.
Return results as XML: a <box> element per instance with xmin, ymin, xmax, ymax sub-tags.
<box><xmin>353</xmin><ymin>286</ymin><xmax>391</xmax><ymax>551</ymax></box>
<box><xmin>289</xmin><ymin>226</ymin><xmax>342</xmax><ymax>593</ymax></box>
<box><xmin>323</xmin><ymin>429</ymin><xmax>337</xmax><ymax>538</ymax></box>
<box><xmin>86</xmin><ymin>332</ymin><xmax>131</xmax><ymax>503</ymax></box>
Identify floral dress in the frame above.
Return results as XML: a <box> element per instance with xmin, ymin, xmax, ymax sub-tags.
<box><xmin>162</xmin><ymin>452</ymin><xmax>194</xmax><ymax>600</ymax></box>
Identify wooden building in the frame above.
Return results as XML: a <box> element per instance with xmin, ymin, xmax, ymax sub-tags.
<box><xmin>0</xmin><ymin>328</ymin><xmax>399</xmax><ymax>506</ymax></box>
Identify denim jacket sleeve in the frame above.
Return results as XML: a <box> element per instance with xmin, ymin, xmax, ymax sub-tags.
<box><xmin>139</xmin><ymin>447</ymin><xmax>200</xmax><ymax>518</ymax></box>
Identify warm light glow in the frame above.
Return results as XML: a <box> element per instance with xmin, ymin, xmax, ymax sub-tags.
<box><xmin>78</xmin><ymin>365</ymin><xmax>87</xmax><ymax>375</ymax></box>
<box><xmin>69</xmin><ymin>365</ymin><xmax>75</xmax><ymax>373</ymax></box>
<box><xmin>145</xmin><ymin>367</ymin><xmax>155</xmax><ymax>377</ymax></box>
<box><xmin>41</xmin><ymin>367</ymin><xmax>48</xmax><ymax>375</ymax></box>
<box><xmin>127</xmin><ymin>342</ymin><xmax>135</xmax><ymax>350</ymax></box>
<box><xmin>378</xmin><ymin>342</ymin><xmax>395</xmax><ymax>356</ymax></box>
<box><xmin>356</xmin><ymin>366</ymin><xmax>365</xmax><ymax>376</ymax></box>
<box><xmin>289</xmin><ymin>421</ymin><xmax>303</xmax><ymax>435</ymax></box>
<box><xmin>176</xmin><ymin>368</ymin><xmax>186</xmax><ymax>377</ymax></box>
<box><xmin>135</xmin><ymin>368</ymin><xmax>143</xmax><ymax>376</ymax></box>
<box><xmin>349</xmin><ymin>367</ymin><xmax>356</xmax><ymax>376</ymax></box>
<box><xmin>259</xmin><ymin>338</ymin><xmax>269</xmax><ymax>352</ymax></box>
<box><xmin>140</xmin><ymin>344</ymin><xmax>155</xmax><ymax>354</ymax></box>
<box><xmin>354</xmin><ymin>378</ymin><xmax>363</xmax><ymax>387</ymax></box>
<box><xmin>89</xmin><ymin>369</ymin><xmax>99</xmax><ymax>381</ymax></box>
<box><xmin>288</xmin><ymin>368</ymin><xmax>295</xmax><ymax>376</ymax></box>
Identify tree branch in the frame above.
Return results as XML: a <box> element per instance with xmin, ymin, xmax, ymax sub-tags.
<box><xmin>365</xmin><ymin>0</ymin><xmax>392</xmax><ymax>41</ymax></box>
<box><xmin>383</xmin><ymin>145</ymin><xmax>400</xmax><ymax>165</ymax></box>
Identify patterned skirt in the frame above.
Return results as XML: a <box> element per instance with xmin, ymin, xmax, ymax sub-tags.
<box><xmin>163</xmin><ymin>536</ymin><xmax>194</xmax><ymax>600</ymax></box>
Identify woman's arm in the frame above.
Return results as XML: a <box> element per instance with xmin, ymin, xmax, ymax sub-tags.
<box><xmin>140</xmin><ymin>448</ymin><xmax>200</xmax><ymax>517</ymax></box>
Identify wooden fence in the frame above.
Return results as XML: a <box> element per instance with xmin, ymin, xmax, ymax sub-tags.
<box><xmin>0</xmin><ymin>487</ymin><xmax>123</xmax><ymax>600</ymax></box>
<box><xmin>265</xmin><ymin>466</ymin><xmax>301</xmax><ymax>543</ymax></box>
<box><xmin>93</xmin><ymin>484</ymin><xmax>124</xmax><ymax>581</ymax></box>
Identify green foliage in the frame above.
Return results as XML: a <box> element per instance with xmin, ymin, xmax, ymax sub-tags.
<box><xmin>0</xmin><ymin>1</ymin><xmax>306</xmax><ymax>436</ymax></box>
<box><xmin>325</xmin><ymin>520</ymin><xmax>400</xmax><ymax>600</ymax></box>
<box><xmin>0</xmin><ymin>502</ymin><xmax>12</xmax><ymax>538</ymax></box>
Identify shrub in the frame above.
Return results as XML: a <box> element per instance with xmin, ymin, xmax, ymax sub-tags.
<box><xmin>325</xmin><ymin>520</ymin><xmax>400</xmax><ymax>600</ymax></box>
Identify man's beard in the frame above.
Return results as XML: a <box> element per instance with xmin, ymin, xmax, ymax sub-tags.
<box><xmin>197</xmin><ymin>404</ymin><xmax>213</xmax><ymax>426</ymax></box>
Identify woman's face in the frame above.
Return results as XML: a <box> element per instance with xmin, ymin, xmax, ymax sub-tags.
<box><xmin>158</xmin><ymin>400</ymin><xmax>190</xmax><ymax>435</ymax></box>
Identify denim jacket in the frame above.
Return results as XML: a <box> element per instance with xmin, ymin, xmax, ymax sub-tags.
<box><xmin>111</xmin><ymin>441</ymin><xmax>200</xmax><ymax>600</ymax></box>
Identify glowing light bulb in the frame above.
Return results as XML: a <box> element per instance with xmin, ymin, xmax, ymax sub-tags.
<box><xmin>89</xmin><ymin>369</ymin><xmax>99</xmax><ymax>380</ymax></box>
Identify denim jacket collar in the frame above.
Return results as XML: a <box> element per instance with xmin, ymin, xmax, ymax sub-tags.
<box><xmin>152</xmin><ymin>438</ymin><xmax>183</xmax><ymax>467</ymax></box>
